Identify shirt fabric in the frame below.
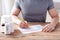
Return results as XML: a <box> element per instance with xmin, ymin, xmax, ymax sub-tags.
<box><xmin>14</xmin><ymin>0</ymin><xmax>54</xmax><ymax>22</ymax></box>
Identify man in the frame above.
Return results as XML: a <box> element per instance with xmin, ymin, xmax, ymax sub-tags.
<box><xmin>11</xmin><ymin>0</ymin><xmax>59</xmax><ymax>32</ymax></box>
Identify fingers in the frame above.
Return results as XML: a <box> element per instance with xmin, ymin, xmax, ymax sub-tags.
<box><xmin>42</xmin><ymin>27</ymin><xmax>52</xmax><ymax>32</ymax></box>
<box><xmin>42</xmin><ymin>24</ymin><xmax>49</xmax><ymax>32</ymax></box>
<box><xmin>23</xmin><ymin>21</ymin><xmax>29</xmax><ymax>27</ymax></box>
<box><xmin>20</xmin><ymin>21</ymin><xmax>28</xmax><ymax>28</ymax></box>
<box><xmin>42</xmin><ymin>26</ymin><xmax>48</xmax><ymax>32</ymax></box>
<box><xmin>42</xmin><ymin>27</ymin><xmax>50</xmax><ymax>32</ymax></box>
<box><xmin>42</xmin><ymin>24</ymin><xmax>55</xmax><ymax>32</ymax></box>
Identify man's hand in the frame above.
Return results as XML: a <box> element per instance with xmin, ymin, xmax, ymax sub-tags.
<box><xmin>19</xmin><ymin>21</ymin><xmax>29</xmax><ymax>28</ymax></box>
<box><xmin>42</xmin><ymin>8</ymin><xmax>59</xmax><ymax>32</ymax></box>
<box><xmin>42</xmin><ymin>24</ymin><xmax>55</xmax><ymax>32</ymax></box>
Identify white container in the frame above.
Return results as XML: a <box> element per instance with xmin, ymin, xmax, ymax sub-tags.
<box><xmin>1</xmin><ymin>15</ymin><xmax>12</xmax><ymax>23</ymax></box>
<box><xmin>1</xmin><ymin>15</ymin><xmax>14</xmax><ymax>34</ymax></box>
<box><xmin>1</xmin><ymin>24</ymin><xmax>5</xmax><ymax>33</ymax></box>
<box><xmin>4</xmin><ymin>23</ymin><xmax>14</xmax><ymax>34</ymax></box>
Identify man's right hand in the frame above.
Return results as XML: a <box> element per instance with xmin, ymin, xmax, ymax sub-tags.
<box><xmin>19</xmin><ymin>21</ymin><xmax>29</xmax><ymax>28</ymax></box>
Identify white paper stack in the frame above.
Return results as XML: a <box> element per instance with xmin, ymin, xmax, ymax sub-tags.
<box><xmin>18</xmin><ymin>25</ymin><xmax>43</xmax><ymax>34</ymax></box>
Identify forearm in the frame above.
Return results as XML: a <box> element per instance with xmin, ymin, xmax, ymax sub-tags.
<box><xmin>11</xmin><ymin>7</ymin><xmax>21</xmax><ymax>24</ymax></box>
<box><xmin>11</xmin><ymin>7</ymin><xmax>20</xmax><ymax>16</ymax></box>
<box><xmin>48</xmin><ymin>8</ymin><xmax>59</xmax><ymax>27</ymax></box>
<box><xmin>50</xmin><ymin>16</ymin><xmax>59</xmax><ymax>27</ymax></box>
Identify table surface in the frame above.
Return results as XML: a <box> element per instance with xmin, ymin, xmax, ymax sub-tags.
<box><xmin>0</xmin><ymin>22</ymin><xmax>60</xmax><ymax>40</ymax></box>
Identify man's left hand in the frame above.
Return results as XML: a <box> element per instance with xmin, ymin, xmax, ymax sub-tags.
<box><xmin>42</xmin><ymin>24</ymin><xmax>55</xmax><ymax>32</ymax></box>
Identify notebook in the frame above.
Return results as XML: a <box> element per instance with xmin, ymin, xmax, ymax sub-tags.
<box><xmin>18</xmin><ymin>25</ymin><xmax>43</xmax><ymax>34</ymax></box>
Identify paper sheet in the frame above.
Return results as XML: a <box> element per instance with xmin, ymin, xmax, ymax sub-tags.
<box><xmin>18</xmin><ymin>25</ymin><xmax>43</xmax><ymax>34</ymax></box>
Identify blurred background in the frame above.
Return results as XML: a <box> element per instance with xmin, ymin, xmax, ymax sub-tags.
<box><xmin>0</xmin><ymin>0</ymin><xmax>60</xmax><ymax>22</ymax></box>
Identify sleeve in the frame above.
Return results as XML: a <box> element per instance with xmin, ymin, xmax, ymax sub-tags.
<box><xmin>47</xmin><ymin>0</ymin><xmax>54</xmax><ymax>10</ymax></box>
<box><xmin>14</xmin><ymin>0</ymin><xmax>21</xmax><ymax>10</ymax></box>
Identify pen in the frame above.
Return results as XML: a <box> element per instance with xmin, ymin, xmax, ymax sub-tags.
<box><xmin>19</xmin><ymin>15</ymin><xmax>29</xmax><ymax>28</ymax></box>
<box><xmin>19</xmin><ymin>14</ymin><xmax>25</xmax><ymax>22</ymax></box>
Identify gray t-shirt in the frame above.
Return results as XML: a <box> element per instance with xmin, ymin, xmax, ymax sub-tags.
<box><xmin>14</xmin><ymin>0</ymin><xmax>54</xmax><ymax>22</ymax></box>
